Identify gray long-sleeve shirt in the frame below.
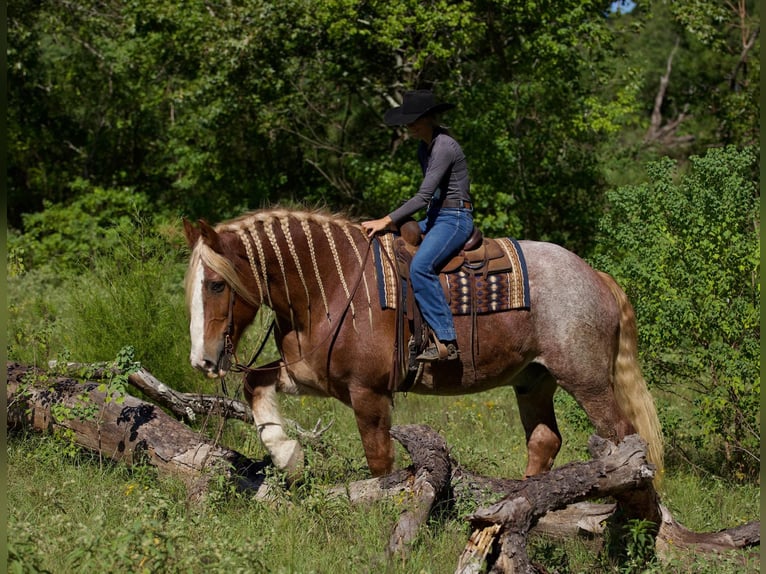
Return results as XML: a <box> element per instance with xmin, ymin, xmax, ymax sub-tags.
<box><xmin>388</xmin><ymin>128</ymin><xmax>471</xmax><ymax>225</ymax></box>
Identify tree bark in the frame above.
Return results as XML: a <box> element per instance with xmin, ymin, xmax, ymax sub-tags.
<box><xmin>385</xmin><ymin>425</ymin><xmax>453</xmax><ymax>558</ymax></box>
<box><xmin>47</xmin><ymin>360</ymin><xmax>255</xmax><ymax>424</ymax></box>
<box><xmin>6</xmin><ymin>362</ymin><xmax>271</xmax><ymax>500</ymax></box>
<box><xmin>644</xmin><ymin>37</ymin><xmax>694</xmax><ymax>147</ymax></box>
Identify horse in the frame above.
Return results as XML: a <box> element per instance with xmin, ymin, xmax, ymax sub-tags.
<box><xmin>182</xmin><ymin>207</ymin><xmax>663</xmax><ymax>484</ymax></box>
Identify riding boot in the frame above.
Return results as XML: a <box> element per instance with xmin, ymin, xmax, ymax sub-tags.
<box><xmin>416</xmin><ymin>339</ymin><xmax>459</xmax><ymax>362</ymax></box>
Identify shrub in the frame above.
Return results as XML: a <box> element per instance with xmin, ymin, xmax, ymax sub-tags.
<box><xmin>11</xmin><ymin>181</ymin><xmax>153</xmax><ymax>272</ymax></box>
<box><xmin>8</xmin><ymin>192</ymin><xmax>198</xmax><ymax>389</ymax></box>
<box><xmin>592</xmin><ymin>146</ymin><xmax>759</xmax><ymax>479</ymax></box>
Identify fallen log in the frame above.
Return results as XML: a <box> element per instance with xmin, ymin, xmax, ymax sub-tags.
<box><xmin>48</xmin><ymin>360</ymin><xmax>334</xmax><ymax>443</ymax></box>
<box><xmin>47</xmin><ymin>360</ymin><xmax>254</xmax><ymax>424</ymax></box>
<box><xmin>457</xmin><ymin>434</ymin><xmax>658</xmax><ymax>574</ymax></box>
<box><xmin>385</xmin><ymin>425</ymin><xmax>453</xmax><ymax>558</ymax></box>
<box><xmin>6</xmin><ymin>362</ymin><xmax>271</xmax><ymax>500</ymax></box>
<box><xmin>329</xmin><ymin>425</ymin><xmax>759</xmax><ymax>571</ymax></box>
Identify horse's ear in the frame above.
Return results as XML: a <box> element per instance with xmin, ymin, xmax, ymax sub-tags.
<box><xmin>198</xmin><ymin>219</ymin><xmax>224</xmax><ymax>254</ymax></box>
<box><xmin>182</xmin><ymin>217</ymin><xmax>200</xmax><ymax>249</ymax></box>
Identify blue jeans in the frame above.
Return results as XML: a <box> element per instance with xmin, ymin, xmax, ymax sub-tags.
<box><xmin>411</xmin><ymin>207</ymin><xmax>474</xmax><ymax>342</ymax></box>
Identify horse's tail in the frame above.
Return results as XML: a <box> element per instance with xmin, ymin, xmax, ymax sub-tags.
<box><xmin>597</xmin><ymin>271</ymin><xmax>664</xmax><ymax>483</ymax></box>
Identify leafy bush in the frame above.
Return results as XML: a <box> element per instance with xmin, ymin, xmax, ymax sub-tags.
<box><xmin>8</xmin><ymin>195</ymin><xmax>198</xmax><ymax>389</ymax></box>
<box><xmin>592</xmin><ymin>146</ymin><xmax>759</xmax><ymax>479</ymax></box>
<box><xmin>11</xmin><ymin>181</ymin><xmax>153</xmax><ymax>272</ymax></box>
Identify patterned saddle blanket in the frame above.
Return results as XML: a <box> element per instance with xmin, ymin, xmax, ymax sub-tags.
<box><xmin>372</xmin><ymin>227</ymin><xmax>530</xmax><ymax>316</ymax></box>
<box><xmin>372</xmin><ymin>223</ymin><xmax>530</xmax><ymax>392</ymax></box>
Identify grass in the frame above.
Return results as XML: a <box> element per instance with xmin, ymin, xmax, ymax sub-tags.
<box><xmin>8</xmin><ymin>386</ymin><xmax>760</xmax><ymax>574</ymax></box>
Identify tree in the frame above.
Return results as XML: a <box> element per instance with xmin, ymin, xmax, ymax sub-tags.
<box><xmin>9</xmin><ymin>0</ymin><xmax>635</xmax><ymax>254</ymax></box>
<box><xmin>599</xmin><ymin>1</ymin><xmax>759</xmax><ymax>159</ymax></box>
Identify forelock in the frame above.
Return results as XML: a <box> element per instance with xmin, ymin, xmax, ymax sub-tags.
<box><xmin>185</xmin><ymin>240</ymin><xmax>259</xmax><ymax>308</ymax></box>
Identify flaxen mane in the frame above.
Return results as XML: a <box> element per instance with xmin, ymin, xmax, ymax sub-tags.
<box><xmin>187</xmin><ymin>208</ymin><xmax>375</xmax><ymax>330</ymax></box>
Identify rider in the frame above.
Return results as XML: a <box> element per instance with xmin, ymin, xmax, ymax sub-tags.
<box><xmin>362</xmin><ymin>89</ymin><xmax>473</xmax><ymax>362</ymax></box>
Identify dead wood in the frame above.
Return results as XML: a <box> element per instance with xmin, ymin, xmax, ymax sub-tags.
<box><xmin>454</xmin><ymin>434</ymin><xmax>659</xmax><ymax>573</ymax></box>
<box><xmin>6</xmin><ymin>362</ymin><xmax>272</xmax><ymax>500</ymax></box>
<box><xmin>47</xmin><ymin>360</ymin><xmax>255</xmax><ymax>424</ymax></box>
<box><xmin>331</xmin><ymin>426</ymin><xmax>759</xmax><ymax>571</ymax></box>
<box><xmin>644</xmin><ymin>37</ymin><xmax>694</xmax><ymax>147</ymax></box>
<box><xmin>385</xmin><ymin>425</ymin><xmax>453</xmax><ymax>558</ymax></box>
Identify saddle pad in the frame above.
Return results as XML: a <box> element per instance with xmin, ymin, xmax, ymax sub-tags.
<box><xmin>372</xmin><ymin>235</ymin><xmax>530</xmax><ymax>313</ymax></box>
<box><xmin>372</xmin><ymin>234</ymin><xmax>400</xmax><ymax>310</ymax></box>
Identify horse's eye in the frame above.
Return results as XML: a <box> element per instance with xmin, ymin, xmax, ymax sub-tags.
<box><xmin>208</xmin><ymin>281</ymin><xmax>226</xmax><ymax>294</ymax></box>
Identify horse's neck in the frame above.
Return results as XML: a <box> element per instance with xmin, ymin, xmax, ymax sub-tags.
<box><xmin>235</xmin><ymin>213</ymin><xmax>374</xmax><ymax>331</ymax></box>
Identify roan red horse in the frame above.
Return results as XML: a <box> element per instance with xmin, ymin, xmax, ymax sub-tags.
<box><xmin>183</xmin><ymin>208</ymin><xmax>663</xmax><ymax>483</ymax></box>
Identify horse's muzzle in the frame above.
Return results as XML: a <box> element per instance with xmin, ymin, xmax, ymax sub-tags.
<box><xmin>191</xmin><ymin>352</ymin><xmax>230</xmax><ymax>379</ymax></box>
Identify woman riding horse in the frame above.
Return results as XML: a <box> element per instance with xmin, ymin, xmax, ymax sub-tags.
<box><xmin>363</xmin><ymin>90</ymin><xmax>473</xmax><ymax>363</ymax></box>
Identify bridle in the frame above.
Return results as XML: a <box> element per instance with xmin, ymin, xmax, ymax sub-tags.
<box><xmin>214</xmin><ymin>283</ymin><xmax>276</xmax><ymax>394</ymax></box>
<box><xmin>213</xmin><ymin>233</ymin><xmax>376</xmax><ymax>392</ymax></box>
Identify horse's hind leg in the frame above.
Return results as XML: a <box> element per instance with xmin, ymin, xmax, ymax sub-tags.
<box><xmin>514</xmin><ymin>368</ymin><xmax>562</xmax><ymax>478</ymax></box>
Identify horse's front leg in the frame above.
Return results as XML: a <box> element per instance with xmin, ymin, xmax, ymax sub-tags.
<box><xmin>244</xmin><ymin>362</ymin><xmax>304</xmax><ymax>484</ymax></box>
<box><xmin>349</xmin><ymin>386</ymin><xmax>394</xmax><ymax>476</ymax></box>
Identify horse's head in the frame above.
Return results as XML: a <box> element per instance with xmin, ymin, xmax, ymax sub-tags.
<box><xmin>183</xmin><ymin>218</ymin><xmax>260</xmax><ymax>378</ymax></box>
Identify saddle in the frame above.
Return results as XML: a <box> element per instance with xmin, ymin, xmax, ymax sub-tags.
<box><xmin>397</xmin><ymin>220</ymin><xmax>511</xmax><ymax>277</ymax></box>
<box><xmin>390</xmin><ymin>220</ymin><xmax>519</xmax><ymax>391</ymax></box>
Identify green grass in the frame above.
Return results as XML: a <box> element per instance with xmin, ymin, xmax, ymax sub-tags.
<box><xmin>8</xmin><ymin>386</ymin><xmax>760</xmax><ymax>574</ymax></box>
<box><xmin>7</xmin><ymin>432</ymin><xmax>464</xmax><ymax>574</ymax></box>
<box><xmin>7</xmin><ymin>225</ymin><xmax>760</xmax><ymax>573</ymax></box>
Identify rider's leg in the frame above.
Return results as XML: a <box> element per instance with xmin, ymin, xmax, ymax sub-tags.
<box><xmin>410</xmin><ymin>207</ymin><xmax>472</xmax><ymax>359</ymax></box>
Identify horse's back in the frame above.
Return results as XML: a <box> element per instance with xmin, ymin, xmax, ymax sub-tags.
<box><xmin>516</xmin><ymin>240</ymin><xmax>620</xmax><ymax>355</ymax></box>
<box><xmin>518</xmin><ymin>239</ymin><xmax>615</xmax><ymax>304</ymax></box>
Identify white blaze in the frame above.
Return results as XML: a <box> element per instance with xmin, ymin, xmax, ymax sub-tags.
<box><xmin>189</xmin><ymin>260</ymin><xmax>207</xmax><ymax>368</ymax></box>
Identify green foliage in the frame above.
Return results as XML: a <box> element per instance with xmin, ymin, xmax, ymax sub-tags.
<box><xmin>1</xmin><ymin>0</ymin><xmax>629</xmax><ymax>249</ymax></box>
<box><xmin>11</xmin><ymin>182</ymin><xmax>152</xmax><ymax>272</ymax></box>
<box><xmin>593</xmin><ymin>146</ymin><xmax>759</xmax><ymax>479</ymax></box>
<box><xmin>8</xmin><ymin>209</ymin><xmax>197</xmax><ymax>389</ymax></box>
<box><xmin>96</xmin><ymin>346</ymin><xmax>140</xmax><ymax>405</ymax></box>
<box><xmin>9</xmin><ymin>0</ymin><xmax>757</xmax><ymax>251</ymax></box>
<box><xmin>602</xmin><ymin>518</ymin><xmax>658</xmax><ymax>573</ymax></box>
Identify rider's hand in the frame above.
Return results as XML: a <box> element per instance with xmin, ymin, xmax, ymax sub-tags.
<box><xmin>361</xmin><ymin>216</ymin><xmax>394</xmax><ymax>238</ymax></box>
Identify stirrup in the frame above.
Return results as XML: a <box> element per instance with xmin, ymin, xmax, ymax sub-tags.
<box><xmin>416</xmin><ymin>340</ymin><xmax>459</xmax><ymax>362</ymax></box>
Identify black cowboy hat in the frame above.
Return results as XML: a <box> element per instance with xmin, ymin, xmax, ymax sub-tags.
<box><xmin>383</xmin><ymin>90</ymin><xmax>455</xmax><ymax>126</ymax></box>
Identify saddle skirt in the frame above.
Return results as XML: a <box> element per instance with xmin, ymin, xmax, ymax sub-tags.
<box><xmin>372</xmin><ymin>223</ymin><xmax>530</xmax><ymax>392</ymax></box>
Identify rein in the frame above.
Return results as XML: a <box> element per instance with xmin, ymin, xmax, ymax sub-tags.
<box><xmin>216</xmin><ymin>232</ymin><xmax>376</xmax><ymax>385</ymax></box>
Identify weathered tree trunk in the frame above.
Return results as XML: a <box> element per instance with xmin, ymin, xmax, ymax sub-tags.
<box><xmin>456</xmin><ymin>434</ymin><xmax>658</xmax><ymax>574</ymax></box>
<box><xmin>47</xmin><ymin>360</ymin><xmax>255</xmax><ymax>424</ymax></box>
<box><xmin>330</xmin><ymin>424</ymin><xmax>758</xmax><ymax>571</ymax></box>
<box><xmin>644</xmin><ymin>37</ymin><xmax>694</xmax><ymax>147</ymax></box>
<box><xmin>385</xmin><ymin>425</ymin><xmax>453</xmax><ymax>558</ymax></box>
<box><xmin>6</xmin><ymin>362</ymin><xmax>270</xmax><ymax>500</ymax></box>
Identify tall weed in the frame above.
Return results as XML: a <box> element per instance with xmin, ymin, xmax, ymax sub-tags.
<box><xmin>8</xmin><ymin>203</ymin><xmax>204</xmax><ymax>391</ymax></box>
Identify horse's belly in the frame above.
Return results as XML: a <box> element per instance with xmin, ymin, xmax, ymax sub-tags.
<box><xmin>411</xmin><ymin>352</ymin><xmax>535</xmax><ymax>396</ymax></box>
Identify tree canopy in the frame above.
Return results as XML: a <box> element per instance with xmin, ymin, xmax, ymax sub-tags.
<box><xmin>9</xmin><ymin>0</ymin><xmax>759</xmax><ymax>248</ymax></box>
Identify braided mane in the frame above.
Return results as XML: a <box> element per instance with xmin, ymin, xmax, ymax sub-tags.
<box><xmin>186</xmin><ymin>208</ymin><xmax>372</xmax><ymax>328</ymax></box>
